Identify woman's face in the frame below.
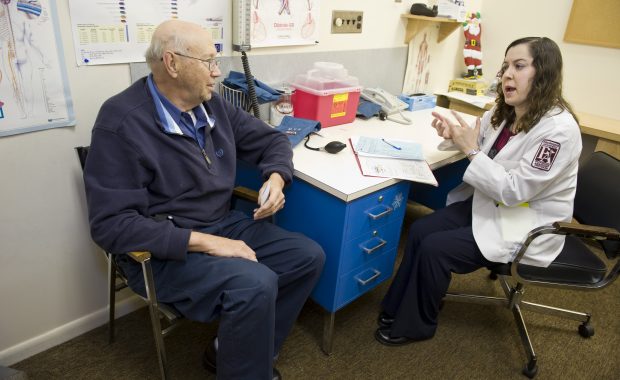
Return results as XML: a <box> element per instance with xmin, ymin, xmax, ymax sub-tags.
<box><xmin>501</xmin><ymin>43</ymin><xmax>536</xmax><ymax>116</ymax></box>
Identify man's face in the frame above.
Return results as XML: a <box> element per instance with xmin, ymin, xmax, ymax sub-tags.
<box><xmin>175</xmin><ymin>43</ymin><xmax>221</xmax><ymax>104</ymax></box>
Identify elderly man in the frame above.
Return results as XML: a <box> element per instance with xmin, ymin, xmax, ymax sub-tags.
<box><xmin>83</xmin><ymin>19</ymin><xmax>325</xmax><ymax>379</ymax></box>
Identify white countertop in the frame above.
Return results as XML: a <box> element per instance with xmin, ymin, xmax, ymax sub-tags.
<box><xmin>291</xmin><ymin>107</ymin><xmax>475</xmax><ymax>202</ymax></box>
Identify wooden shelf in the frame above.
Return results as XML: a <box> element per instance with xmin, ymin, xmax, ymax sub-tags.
<box><xmin>401</xmin><ymin>14</ymin><xmax>461</xmax><ymax>44</ymax></box>
<box><xmin>577</xmin><ymin>111</ymin><xmax>620</xmax><ymax>160</ymax></box>
<box><xmin>576</xmin><ymin>112</ymin><xmax>620</xmax><ymax>142</ymax></box>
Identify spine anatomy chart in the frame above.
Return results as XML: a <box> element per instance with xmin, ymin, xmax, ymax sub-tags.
<box><xmin>0</xmin><ymin>0</ymin><xmax>74</xmax><ymax>137</ymax></box>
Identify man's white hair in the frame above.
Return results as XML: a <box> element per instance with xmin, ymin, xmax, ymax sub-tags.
<box><xmin>144</xmin><ymin>33</ymin><xmax>187</xmax><ymax>69</ymax></box>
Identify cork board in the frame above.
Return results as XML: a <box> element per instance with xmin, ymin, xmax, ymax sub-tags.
<box><xmin>564</xmin><ymin>0</ymin><xmax>620</xmax><ymax>49</ymax></box>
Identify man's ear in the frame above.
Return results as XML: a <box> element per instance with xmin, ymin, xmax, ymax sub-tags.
<box><xmin>162</xmin><ymin>52</ymin><xmax>179</xmax><ymax>78</ymax></box>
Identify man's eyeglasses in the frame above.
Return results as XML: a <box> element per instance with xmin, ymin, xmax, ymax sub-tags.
<box><xmin>171</xmin><ymin>52</ymin><xmax>220</xmax><ymax>71</ymax></box>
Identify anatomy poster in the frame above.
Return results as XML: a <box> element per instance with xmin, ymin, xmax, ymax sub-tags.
<box><xmin>251</xmin><ymin>0</ymin><xmax>319</xmax><ymax>48</ymax></box>
<box><xmin>0</xmin><ymin>0</ymin><xmax>75</xmax><ymax>137</ymax></box>
<box><xmin>402</xmin><ymin>24</ymin><xmax>439</xmax><ymax>95</ymax></box>
<box><xmin>68</xmin><ymin>0</ymin><xmax>229</xmax><ymax>66</ymax></box>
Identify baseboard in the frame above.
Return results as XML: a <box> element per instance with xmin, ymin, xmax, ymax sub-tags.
<box><xmin>0</xmin><ymin>296</ymin><xmax>144</xmax><ymax>366</ymax></box>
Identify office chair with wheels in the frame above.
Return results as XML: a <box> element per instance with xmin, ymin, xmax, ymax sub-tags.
<box><xmin>75</xmin><ymin>146</ymin><xmax>259</xmax><ymax>379</ymax></box>
<box><xmin>444</xmin><ymin>151</ymin><xmax>620</xmax><ymax>378</ymax></box>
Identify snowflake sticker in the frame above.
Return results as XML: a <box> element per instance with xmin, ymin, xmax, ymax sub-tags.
<box><xmin>392</xmin><ymin>192</ymin><xmax>404</xmax><ymax>209</ymax></box>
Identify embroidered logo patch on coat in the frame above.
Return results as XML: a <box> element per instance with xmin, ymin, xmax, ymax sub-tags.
<box><xmin>532</xmin><ymin>139</ymin><xmax>560</xmax><ymax>171</ymax></box>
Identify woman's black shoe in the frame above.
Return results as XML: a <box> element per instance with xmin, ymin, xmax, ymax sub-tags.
<box><xmin>377</xmin><ymin>311</ymin><xmax>395</xmax><ymax>328</ymax></box>
<box><xmin>374</xmin><ymin>327</ymin><xmax>415</xmax><ymax>346</ymax></box>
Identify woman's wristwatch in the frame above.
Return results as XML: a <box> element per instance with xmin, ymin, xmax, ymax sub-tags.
<box><xmin>466</xmin><ymin>148</ymin><xmax>481</xmax><ymax>159</ymax></box>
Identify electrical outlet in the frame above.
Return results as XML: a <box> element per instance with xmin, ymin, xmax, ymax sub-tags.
<box><xmin>331</xmin><ymin>10</ymin><xmax>363</xmax><ymax>34</ymax></box>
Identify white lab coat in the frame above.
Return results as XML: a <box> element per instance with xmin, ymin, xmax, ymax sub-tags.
<box><xmin>447</xmin><ymin>107</ymin><xmax>582</xmax><ymax>267</ymax></box>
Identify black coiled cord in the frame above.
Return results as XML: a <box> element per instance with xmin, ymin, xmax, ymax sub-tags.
<box><xmin>241</xmin><ymin>51</ymin><xmax>260</xmax><ymax>118</ymax></box>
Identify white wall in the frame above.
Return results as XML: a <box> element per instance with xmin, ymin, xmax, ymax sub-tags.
<box><xmin>1</xmin><ymin>0</ymin><xmax>617</xmax><ymax>365</ymax></box>
<box><xmin>481</xmin><ymin>0</ymin><xmax>620</xmax><ymax>120</ymax></box>
<box><xmin>0</xmin><ymin>3</ymin><xmax>133</xmax><ymax>365</ymax></box>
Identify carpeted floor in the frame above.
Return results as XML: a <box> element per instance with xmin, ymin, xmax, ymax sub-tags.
<box><xmin>13</xmin><ymin>204</ymin><xmax>620</xmax><ymax>379</ymax></box>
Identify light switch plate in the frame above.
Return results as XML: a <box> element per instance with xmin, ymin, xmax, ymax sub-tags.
<box><xmin>331</xmin><ymin>10</ymin><xmax>363</xmax><ymax>34</ymax></box>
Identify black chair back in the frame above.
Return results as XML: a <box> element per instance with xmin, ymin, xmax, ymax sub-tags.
<box><xmin>573</xmin><ymin>152</ymin><xmax>620</xmax><ymax>258</ymax></box>
<box><xmin>75</xmin><ymin>146</ymin><xmax>90</xmax><ymax>170</ymax></box>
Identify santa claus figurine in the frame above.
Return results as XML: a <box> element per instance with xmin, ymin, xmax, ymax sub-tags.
<box><xmin>463</xmin><ymin>12</ymin><xmax>482</xmax><ymax>79</ymax></box>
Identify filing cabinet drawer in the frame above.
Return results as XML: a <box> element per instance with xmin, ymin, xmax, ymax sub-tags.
<box><xmin>344</xmin><ymin>182</ymin><xmax>408</xmax><ymax>241</ymax></box>
<box><xmin>340</xmin><ymin>220</ymin><xmax>402</xmax><ymax>274</ymax></box>
<box><xmin>336</xmin><ymin>249</ymin><xmax>398</xmax><ymax>310</ymax></box>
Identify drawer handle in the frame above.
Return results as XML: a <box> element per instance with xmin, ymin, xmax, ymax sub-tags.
<box><xmin>367</xmin><ymin>205</ymin><xmax>393</xmax><ymax>220</ymax></box>
<box><xmin>360</xmin><ymin>237</ymin><xmax>387</xmax><ymax>254</ymax></box>
<box><xmin>356</xmin><ymin>269</ymin><xmax>381</xmax><ymax>286</ymax></box>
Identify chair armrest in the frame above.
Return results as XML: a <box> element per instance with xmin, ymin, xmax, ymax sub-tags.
<box><xmin>553</xmin><ymin>221</ymin><xmax>620</xmax><ymax>241</ymax></box>
<box><xmin>514</xmin><ymin>222</ymin><xmax>620</xmax><ymax>266</ymax></box>
<box><xmin>509</xmin><ymin>223</ymin><xmax>620</xmax><ymax>289</ymax></box>
<box><xmin>127</xmin><ymin>251</ymin><xmax>152</xmax><ymax>263</ymax></box>
<box><xmin>233</xmin><ymin>186</ymin><xmax>259</xmax><ymax>203</ymax></box>
<box><xmin>124</xmin><ymin>251</ymin><xmax>182</xmax><ymax>322</ymax></box>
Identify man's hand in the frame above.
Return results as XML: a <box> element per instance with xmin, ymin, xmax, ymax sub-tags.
<box><xmin>253</xmin><ymin>172</ymin><xmax>286</xmax><ymax>220</ymax></box>
<box><xmin>188</xmin><ymin>231</ymin><xmax>257</xmax><ymax>262</ymax></box>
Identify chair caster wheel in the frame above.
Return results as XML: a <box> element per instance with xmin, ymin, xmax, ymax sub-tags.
<box><xmin>578</xmin><ymin>322</ymin><xmax>594</xmax><ymax>338</ymax></box>
<box><xmin>522</xmin><ymin>361</ymin><xmax>538</xmax><ymax>378</ymax></box>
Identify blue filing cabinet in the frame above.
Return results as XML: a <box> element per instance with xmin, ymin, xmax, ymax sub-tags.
<box><xmin>275</xmin><ymin>177</ymin><xmax>409</xmax><ymax>353</ymax></box>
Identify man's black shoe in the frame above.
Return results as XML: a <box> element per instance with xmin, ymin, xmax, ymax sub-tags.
<box><xmin>377</xmin><ymin>311</ymin><xmax>395</xmax><ymax>328</ymax></box>
<box><xmin>272</xmin><ymin>368</ymin><xmax>282</xmax><ymax>380</ymax></box>
<box><xmin>374</xmin><ymin>327</ymin><xmax>415</xmax><ymax>346</ymax></box>
<box><xmin>202</xmin><ymin>337</ymin><xmax>283</xmax><ymax>379</ymax></box>
<box><xmin>202</xmin><ymin>337</ymin><xmax>217</xmax><ymax>373</ymax></box>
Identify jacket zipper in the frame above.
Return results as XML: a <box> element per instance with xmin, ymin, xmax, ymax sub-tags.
<box><xmin>201</xmin><ymin>148</ymin><xmax>212</xmax><ymax>166</ymax></box>
<box><xmin>174</xmin><ymin>133</ymin><xmax>211</xmax><ymax>168</ymax></box>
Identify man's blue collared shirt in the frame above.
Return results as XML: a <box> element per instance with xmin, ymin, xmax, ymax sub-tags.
<box><xmin>147</xmin><ymin>74</ymin><xmax>214</xmax><ymax>150</ymax></box>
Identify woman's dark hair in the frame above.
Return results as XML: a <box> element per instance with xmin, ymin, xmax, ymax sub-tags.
<box><xmin>490</xmin><ymin>37</ymin><xmax>577</xmax><ymax>132</ymax></box>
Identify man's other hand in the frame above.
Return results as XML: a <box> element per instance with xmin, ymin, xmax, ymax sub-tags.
<box><xmin>253</xmin><ymin>172</ymin><xmax>286</xmax><ymax>220</ymax></box>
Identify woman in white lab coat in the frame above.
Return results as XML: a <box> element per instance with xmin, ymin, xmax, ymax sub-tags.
<box><xmin>375</xmin><ymin>37</ymin><xmax>582</xmax><ymax>345</ymax></box>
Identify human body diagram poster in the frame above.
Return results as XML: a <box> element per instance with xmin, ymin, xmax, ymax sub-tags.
<box><xmin>0</xmin><ymin>0</ymin><xmax>74</xmax><ymax>137</ymax></box>
<box><xmin>402</xmin><ymin>24</ymin><xmax>439</xmax><ymax>95</ymax></box>
<box><xmin>67</xmin><ymin>0</ymin><xmax>229</xmax><ymax>66</ymax></box>
<box><xmin>251</xmin><ymin>0</ymin><xmax>319</xmax><ymax>48</ymax></box>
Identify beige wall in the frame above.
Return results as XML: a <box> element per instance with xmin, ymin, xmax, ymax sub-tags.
<box><xmin>481</xmin><ymin>0</ymin><xmax>620</xmax><ymax>120</ymax></box>
<box><xmin>1</xmin><ymin>0</ymin><xmax>617</xmax><ymax>365</ymax></box>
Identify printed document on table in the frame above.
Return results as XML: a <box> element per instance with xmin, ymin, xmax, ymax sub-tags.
<box><xmin>354</xmin><ymin>155</ymin><xmax>438</xmax><ymax>186</ymax></box>
<box><xmin>351</xmin><ymin>136</ymin><xmax>424</xmax><ymax>160</ymax></box>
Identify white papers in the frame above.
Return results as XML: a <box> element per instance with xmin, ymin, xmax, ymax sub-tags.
<box><xmin>498</xmin><ymin>203</ymin><xmax>536</xmax><ymax>242</ymax></box>
<box><xmin>435</xmin><ymin>91</ymin><xmax>495</xmax><ymax>109</ymax></box>
<box><xmin>259</xmin><ymin>181</ymin><xmax>271</xmax><ymax>206</ymax></box>
<box><xmin>67</xmin><ymin>0</ymin><xmax>228</xmax><ymax>65</ymax></box>
<box><xmin>350</xmin><ymin>136</ymin><xmax>438</xmax><ymax>186</ymax></box>
<box><xmin>354</xmin><ymin>136</ymin><xmax>424</xmax><ymax>160</ymax></box>
<box><xmin>356</xmin><ymin>156</ymin><xmax>438</xmax><ymax>186</ymax></box>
